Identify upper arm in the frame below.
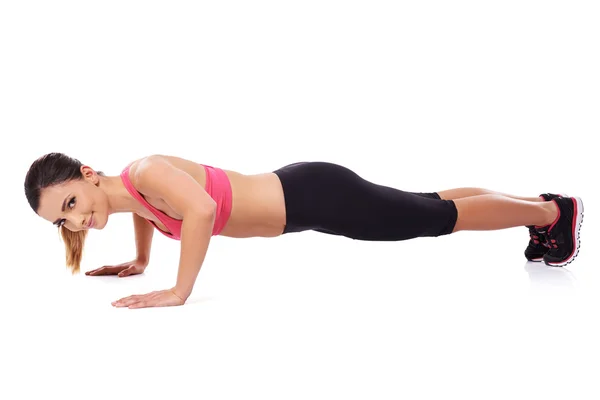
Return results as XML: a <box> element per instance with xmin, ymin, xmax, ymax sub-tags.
<box><xmin>133</xmin><ymin>156</ymin><xmax>217</xmax><ymax>217</ymax></box>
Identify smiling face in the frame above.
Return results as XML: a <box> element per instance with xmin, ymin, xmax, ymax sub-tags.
<box><xmin>36</xmin><ymin>167</ymin><xmax>110</xmax><ymax>232</ymax></box>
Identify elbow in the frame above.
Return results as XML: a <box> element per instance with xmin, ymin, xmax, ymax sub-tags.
<box><xmin>187</xmin><ymin>201</ymin><xmax>217</xmax><ymax>220</ymax></box>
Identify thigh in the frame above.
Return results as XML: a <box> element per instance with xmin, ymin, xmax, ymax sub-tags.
<box><xmin>323</xmin><ymin>168</ymin><xmax>456</xmax><ymax>240</ymax></box>
<box><xmin>274</xmin><ymin>161</ymin><xmax>457</xmax><ymax>241</ymax></box>
<box><xmin>407</xmin><ymin>191</ymin><xmax>441</xmax><ymax>200</ymax></box>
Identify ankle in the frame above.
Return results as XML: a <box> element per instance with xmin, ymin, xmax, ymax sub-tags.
<box><xmin>538</xmin><ymin>201</ymin><xmax>559</xmax><ymax>228</ymax></box>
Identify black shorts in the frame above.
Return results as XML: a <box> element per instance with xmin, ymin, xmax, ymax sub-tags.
<box><xmin>273</xmin><ymin>161</ymin><xmax>458</xmax><ymax>241</ymax></box>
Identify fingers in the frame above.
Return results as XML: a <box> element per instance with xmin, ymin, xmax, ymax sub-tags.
<box><xmin>112</xmin><ymin>290</ymin><xmax>184</xmax><ymax>309</ymax></box>
<box><xmin>127</xmin><ymin>301</ymin><xmax>150</xmax><ymax>309</ymax></box>
<box><xmin>118</xmin><ymin>265</ymin><xmax>140</xmax><ymax>278</ymax></box>
<box><xmin>86</xmin><ymin>264</ymin><xmax>144</xmax><ymax>277</ymax></box>
<box><xmin>112</xmin><ymin>294</ymin><xmax>142</xmax><ymax>307</ymax></box>
<box><xmin>112</xmin><ymin>291</ymin><xmax>159</xmax><ymax>308</ymax></box>
<box><xmin>86</xmin><ymin>266</ymin><xmax>125</xmax><ymax>276</ymax></box>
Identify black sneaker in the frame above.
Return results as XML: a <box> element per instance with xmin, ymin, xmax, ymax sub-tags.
<box><xmin>524</xmin><ymin>226</ymin><xmax>548</xmax><ymax>261</ymax></box>
<box><xmin>524</xmin><ymin>193</ymin><xmax>565</xmax><ymax>262</ymax></box>
<box><xmin>540</xmin><ymin>196</ymin><xmax>584</xmax><ymax>267</ymax></box>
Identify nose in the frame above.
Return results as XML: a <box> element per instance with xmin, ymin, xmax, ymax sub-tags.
<box><xmin>67</xmin><ymin>214</ymin><xmax>88</xmax><ymax>230</ymax></box>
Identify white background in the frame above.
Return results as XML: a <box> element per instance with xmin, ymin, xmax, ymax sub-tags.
<box><xmin>1</xmin><ymin>1</ymin><xmax>599</xmax><ymax>399</ymax></box>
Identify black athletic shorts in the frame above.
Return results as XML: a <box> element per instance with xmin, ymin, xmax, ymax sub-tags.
<box><xmin>273</xmin><ymin>161</ymin><xmax>458</xmax><ymax>241</ymax></box>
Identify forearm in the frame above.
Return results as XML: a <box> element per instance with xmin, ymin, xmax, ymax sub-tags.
<box><xmin>133</xmin><ymin>213</ymin><xmax>154</xmax><ymax>264</ymax></box>
<box><xmin>173</xmin><ymin>210</ymin><xmax>216</xmax><ymax>300</ymax></box>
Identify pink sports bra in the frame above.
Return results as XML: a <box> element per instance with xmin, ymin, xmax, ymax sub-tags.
<box><xmin>120</xmin><ymin>162</ymin><xmax>233</xmax><ymax>240</ymax></box>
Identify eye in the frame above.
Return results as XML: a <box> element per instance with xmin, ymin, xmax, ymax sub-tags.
<box><xmin>55</xmin><ymin>197</ymin><xmax>76</xmax><ymax>227</ymax></box>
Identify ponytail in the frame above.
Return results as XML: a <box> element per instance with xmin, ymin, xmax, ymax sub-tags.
<box><xmin>60</xmin><ymin>226</ymin><xmax>88</xmax><ymax>274</ymax></box>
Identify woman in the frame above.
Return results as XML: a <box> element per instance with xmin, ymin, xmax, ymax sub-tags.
<box><xmin>24</xmin><ymin>153</ymin><xmax>584</xmax><ymax>309</ymax></box>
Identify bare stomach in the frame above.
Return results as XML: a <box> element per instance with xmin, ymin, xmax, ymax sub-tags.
<box><xmin>218</xmin><ymin>170</ymin><xmax>287</xmax><ymax>238</ymax></box>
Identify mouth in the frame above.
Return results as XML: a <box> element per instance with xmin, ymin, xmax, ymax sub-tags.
<box><xmin>87</xmin><ymin>213</ymin><xmax>95</xmax><ymax>229</ymax></box>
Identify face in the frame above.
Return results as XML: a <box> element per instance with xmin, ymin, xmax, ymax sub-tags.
<box><xmin>37</xmin><ymin>166</ymin><xmax>110</xmax><ymax>232</ymax></box>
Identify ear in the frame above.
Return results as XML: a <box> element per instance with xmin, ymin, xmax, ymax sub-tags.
<box><xmin>80</xmin><ymin>165</ymin><xmax>100</xmax><ymax>184</ymax></box>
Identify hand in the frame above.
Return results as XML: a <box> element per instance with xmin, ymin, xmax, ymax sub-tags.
<box><xmin>112</xmin><ymin>288</ymin><xmax>186</xmax><ymax>309</ymax></box>
<box><xmin>85</xmin><ymin>259</ymin><xmax>148</xmax><ymax>277</ymax></box>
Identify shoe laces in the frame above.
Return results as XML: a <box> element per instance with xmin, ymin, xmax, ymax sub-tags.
<box><xmin>544</xmin><ymin>228</ymin><xmax>559</xmax><ymax>249</ymax></box>
<box><xmin>528</xmin><ymin>226</ymin><xmax>546</xmax><ymax>246</ymax></box>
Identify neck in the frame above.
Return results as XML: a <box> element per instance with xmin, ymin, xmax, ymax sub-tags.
<box><xmin>98</xmin><ymin>175</ymin><xmax>142</xmax><ymax>215</ymax></box>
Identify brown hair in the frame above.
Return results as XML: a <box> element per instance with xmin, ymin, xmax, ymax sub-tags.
<box><xmin>25</xmin><ymin>152</ymin><xmax>103</xmax><ymax>274</ymax></box>
<box><xmin>60</xmin><ymin>226</ymin><xmax>88</xmax><ymax>274</ymax></box>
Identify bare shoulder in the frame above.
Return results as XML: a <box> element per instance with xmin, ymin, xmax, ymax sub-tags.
<box><xmin>128</xmin><ymin>155</ymin><xmax>216</xmax><ymax>215</ymax></box>
<box><xmin>127</xmin><ymin>154</ymin><xmax>171</xmax><ymax>183</ymax></box>
<box><xmin>128</xmin><ymin>154</ymin><xmax>195</xmax><ymax>184</ymax></box>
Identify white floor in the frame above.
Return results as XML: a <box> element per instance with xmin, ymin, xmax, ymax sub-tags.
<box><xmin>3</xmin><ymin>1</ymin><xmax>598</xmax><ymax>398</ymax></box>
<box><xmin>3</xmin><ymin>225</ymin><xmax>599</xmax><ymax>399</ymax></box>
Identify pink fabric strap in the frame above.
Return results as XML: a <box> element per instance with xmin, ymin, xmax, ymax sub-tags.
<box><xmin>202</xmin><ymin>164</ymin><xmax>233</xmax><ymax>236</ymax></box>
